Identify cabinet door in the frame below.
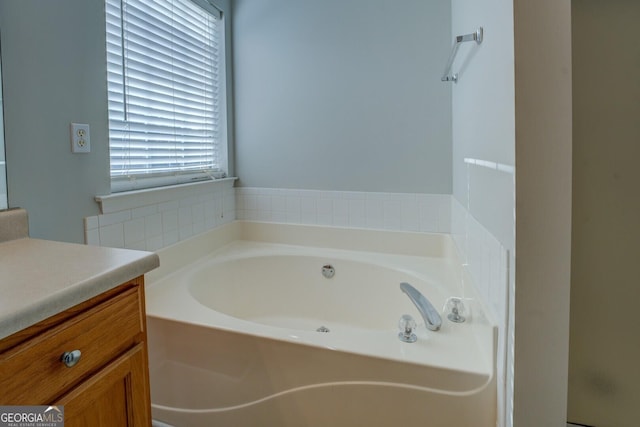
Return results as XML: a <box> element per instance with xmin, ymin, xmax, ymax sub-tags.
<box><xmin>56</xmin><ymin>343</ymin><xmax>151</xmax><ymax>427</ymax></box>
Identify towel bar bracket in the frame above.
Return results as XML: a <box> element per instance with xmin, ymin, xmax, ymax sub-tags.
<box><xmin>441</xmin><ymin>27</ymin><xmax>483</xmax><ymax>83</ymax></box>
<box><xmin>459</xmin><ymin>27</ymin><xmax>483</xmax><ymax>45</ymax></box>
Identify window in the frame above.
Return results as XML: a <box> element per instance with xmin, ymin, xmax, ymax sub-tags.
<box><xmin>106</xmin><ymin>0</ymin><xmax>227</xmax><ymax>192</ymax></box>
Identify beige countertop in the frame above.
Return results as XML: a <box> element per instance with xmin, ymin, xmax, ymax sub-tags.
<box><xmin>0</xmin><ymin>237</ymin><xmax>159</xmax><ymax>340</ymax></box>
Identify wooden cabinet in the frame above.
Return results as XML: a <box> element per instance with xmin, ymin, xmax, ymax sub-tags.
<box><xmin>0</xmin><ymin>277</ymin><xmax>151</xmax><ymax>426</ymax></box>
<box><xmin>57</xmin><ymin>344</ymin><xmax>149</xmax><ymax>427</ymax></box>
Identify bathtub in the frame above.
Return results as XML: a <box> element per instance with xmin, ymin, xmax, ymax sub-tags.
<box><xmin>145</xmin><ymin>221</ymin><xmax>497</xmax><ymax>427</ymax></box>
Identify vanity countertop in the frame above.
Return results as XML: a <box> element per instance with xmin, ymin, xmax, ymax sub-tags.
<box><xmin>0</xmin><ymin>237</ymin><xmax>159</xmax><ymax>340</ymax></box>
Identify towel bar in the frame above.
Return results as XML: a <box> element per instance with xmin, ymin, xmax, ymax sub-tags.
<box><xmin>441</xmin><ymin>27</ymin><xmax>483</xmax><ymax>83</ymax></box>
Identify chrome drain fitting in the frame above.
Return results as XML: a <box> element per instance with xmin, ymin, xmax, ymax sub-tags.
<box><xmin>321</xmin><ymin>265</ymin><xmax>335</xmax><ymax>279</ymax></box>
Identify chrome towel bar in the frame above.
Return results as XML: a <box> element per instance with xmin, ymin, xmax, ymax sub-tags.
<box><xmin>441</xmin><ymin>27</ymin><xmax>483</xmax><ymax>83</ymax></box>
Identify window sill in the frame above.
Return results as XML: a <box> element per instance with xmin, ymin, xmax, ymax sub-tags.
<box><xmin>95</xmin><ymin>177</ymin><xmax>237</xmax><ymax>214</ymax></box>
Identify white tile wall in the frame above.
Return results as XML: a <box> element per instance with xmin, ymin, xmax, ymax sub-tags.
<box><xmin>86</xmin><ymin>185</ymin><xmax>452</xmax><ymax>250</ymax></box>
<box><xmin>236</xmin><ymin>188</ymin><xmax>452</xmax><ymax>233</ymax></box>
<box><xmin>452</xmin><ymin>197</ymin><xmax>510</xmax><ymax>427</ymax></box>
<box><xmin>85</xmin><ymin>180</ymin><xmax>235</xmax><ymax>250</ymax></box>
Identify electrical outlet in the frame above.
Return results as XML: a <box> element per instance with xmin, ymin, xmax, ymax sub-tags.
<box><xmin>70</xmin><ymin>123</ymin><xmax>90</xmax><ymax>153</ymax></box>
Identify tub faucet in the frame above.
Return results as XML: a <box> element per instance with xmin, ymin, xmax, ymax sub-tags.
<box><xmin>400</xmin><ymin>282</ymin><xmax>442</xmax><ymax>331</ymax></box>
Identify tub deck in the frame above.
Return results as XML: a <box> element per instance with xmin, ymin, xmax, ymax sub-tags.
<box><xmin>144</xmin><ymin>221</ymin><xmax>497</xmax><ymax>427</ymax></box>
<box><xmin>146</xmin><ymin>240</ymin><xmax>494</xmax><ymax>378</ymax></box>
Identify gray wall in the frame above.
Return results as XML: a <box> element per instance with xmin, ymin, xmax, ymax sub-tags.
<box><xmin>232</xmin><ymin>0</ymin><xmax>452</xmax><ymax>193</ymax></box>
<box><xmin>0</xmin><ymin>42</ymin><xmax>6</xmax><ymax>210</ymax></box>
<box><xmin>451</xmin><ymin>0</ymin><xmax>515</xmax><ymax>249</ymax></box>
<box><xmin>0</xmin><ymin>0</ymin><xmax>109</xmax><ymax>243</ymax></box>
<box><xmin>0</xmin><ymin>0</ymin><xmax>233</xmax><ymax>243</ymax></box>
<box><xmin>569</xmin><ymin>1</ymin><xmax>640</xmax><ymax>425</ymax></box>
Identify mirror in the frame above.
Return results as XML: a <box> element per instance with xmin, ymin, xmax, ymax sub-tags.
<box><xmin>0</xmin><ymin>32</ymin><xmax>7</xmax><ymax>210</ymax></box>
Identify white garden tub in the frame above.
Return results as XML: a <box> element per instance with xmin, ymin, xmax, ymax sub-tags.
<box><xmin>145</xmin><ymin>221</ymin><xmax>496</xmax><ymax>427</ymax></box>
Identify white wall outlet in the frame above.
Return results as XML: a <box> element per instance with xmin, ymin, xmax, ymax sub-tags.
<box><xmin>70</xmin><ymin>123</ymin><xmax>90</xmax><ymax>153</ymax></box>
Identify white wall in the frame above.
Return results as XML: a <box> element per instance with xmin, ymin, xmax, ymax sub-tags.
<box><xmin>0</xmin><ymin>0</ymin><xmax>234</xmax><ymax>243</ymax></box>
<box><xmin>232</xmin><ymin>0</ymin><xmax>452</xmax><ymax>194</ymax></box>
<box><xmin>513</xmin><ymin>1</ymin><xmax>572</xmax><ymax>426</ymax></box>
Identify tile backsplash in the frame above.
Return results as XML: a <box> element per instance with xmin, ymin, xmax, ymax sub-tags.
<box><xmin>85</xmin><ymin>186</ymin><xmax>453</xmax><ymax>251</ymax></box>
<box><xmin>236</xmin><ymin>187</ymin><xmax>452</xmax><ymax>233</ymax></box>
<box><xmin>85</xmin><ymin>180</ymin><xmax>235</xmax><ymax>250</ymax></box>
<box><xmin>452</xmin><ymin>197</ymin><xmax>510</xmax><ymax>427</ymax></box>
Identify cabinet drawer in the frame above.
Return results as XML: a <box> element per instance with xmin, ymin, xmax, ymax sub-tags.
<box><xmin>0</xmin><ymin>286</ymin><xmax>143</xmax><ymax>404</ymax></box>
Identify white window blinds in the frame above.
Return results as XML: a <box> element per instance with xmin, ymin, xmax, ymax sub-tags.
<box><xmin>106</xmin><ymin>0</ymin><xmax>225</xmax><ymax>192</ymax></box>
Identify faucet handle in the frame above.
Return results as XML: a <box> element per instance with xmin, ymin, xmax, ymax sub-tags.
<box><xmin>398</xmin><ymin>314</ymin><xmax>417</xmax><ymax>343</ymax></box>
<box><xmin>446</xmin><ymin>297</ymin><xmax>466</xmax><ymax>323</ymax></box>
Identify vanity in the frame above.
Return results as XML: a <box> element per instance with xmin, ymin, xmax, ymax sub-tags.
<box><xmin>0</xmin><ymin>208</ymin><xmax>159</xmax><ymax>426</ymax></box>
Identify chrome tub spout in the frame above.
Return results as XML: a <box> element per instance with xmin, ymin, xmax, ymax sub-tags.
<box><xmin>400</xmin><ymin>282</ymin><xmax>442</xmax><ymax>331</ymax></box>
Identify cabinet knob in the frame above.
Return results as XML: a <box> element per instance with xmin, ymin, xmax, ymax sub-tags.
<box><xmin>61</xmin><ymin>350</ymin><xmax>82</xmax><ymax>368</ymax></box>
